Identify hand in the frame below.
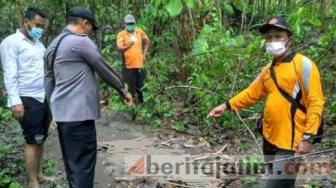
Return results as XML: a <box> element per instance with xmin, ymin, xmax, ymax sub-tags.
<box><xmin>123</xmin><ymin>92</ymin><xmax>133</xmax><ymax>106</ymax></box>
<box><xmin>128</xmin><ymin>41</ymin><xmax>135</xmax><ymax>47</ymax></box>
<box><xmin>11</xmin><ymin>104</ymin><xmax>24</xmax><ymax>120</ymax></box>
<box><xmin>130</xmin><ymin>35</ymin><xmax>138</xmax><ymax>42</ymax></box>
<box><xmin>295</xmin><ymin>140</ymin><xmax>313</xmax><ymax>155</ymax></box>
<box><xmin>50</xmin><ymin>121</ymin><xmax>58</xmax><ymax>130</ymax></box>
<box><xmin>207</xmin><ymin>103</ymin><xmax>227</xmax><ymax>118</ymax></box>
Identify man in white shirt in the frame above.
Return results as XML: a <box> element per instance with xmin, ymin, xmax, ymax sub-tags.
<box><xmin>0</xmin><ymin>7</ymin><xmax>49</xmax><ymax>188</ymax></box>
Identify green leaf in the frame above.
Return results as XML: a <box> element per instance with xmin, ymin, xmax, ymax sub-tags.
<box><xmin>186</xmin><ymin>0</ymin><xmax>196</xmax><ymax>9</ymax></box>
<box><xmin>223</xmin><ymin>4</ymin><xmax>234</xmax><ymax>15</ymax></box>
<box><xmin>308</xmin><ymin>18</ymin><xmax>321</xmax><ymax>27</ymax></box>
<box><xmin>171</xmin><ymin>122</ymin><xmax>186</xmax><ymax>131</ymax></box>
<box><xmin>165</xmin><ymin>0</ymin><xmax>183</xmax><ymax>16</ymax></box>
<box><xmin>152</xmin><ymin>0</ymin><xmax>163</xmax><ymax>7</ymax></box>
<box><xmin>236</xmin><ymin>35</ymin><xmax>245</xmax><ymax>46</ymax></box>
<box><xmin>9</xmin><ymin>182</ymin><xmax>21</xmax><ymax>188</ymax></box>
<box><xmin>0</xmin><ymin>142</ymin><xmax>12</xmax><ymax>156</ymax></box>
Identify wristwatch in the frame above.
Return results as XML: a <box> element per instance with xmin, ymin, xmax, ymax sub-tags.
<box><xmin>303</xmin><ymin>134</ymin><xmax>313</xmax><ymax>144</ymax></box>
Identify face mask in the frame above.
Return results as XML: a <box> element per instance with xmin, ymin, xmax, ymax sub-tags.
<box><xmin>126</xmin><ymin>24</ymin><xmax>135</xmax><ymax>32</ymax></box>
<box><xmin>266</xmin><ymin>41</ymin><xmax>287</xmax><ymax>57</ymax></box>
<box><xmin>27</xmin><ymin>26</ymin><xmax>44</xmax><ymax>40</ymax></box>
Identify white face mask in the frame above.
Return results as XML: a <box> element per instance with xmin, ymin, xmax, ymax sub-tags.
<box><xmin>266</xmin><ymin>41</ymin><xmax>287</xmax><ymax>57</ymax></box>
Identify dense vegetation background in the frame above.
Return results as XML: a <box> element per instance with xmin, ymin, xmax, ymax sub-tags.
<box><xmin>0</xmin><ymin>0</ymin><xmax>335</xmax><ymax>187</ymax></box>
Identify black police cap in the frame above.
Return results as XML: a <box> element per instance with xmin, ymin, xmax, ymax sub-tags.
<box><xmin>68</xmin><ymin>7</ymin><xmax>98</xmax><ymax>31</ymax></box>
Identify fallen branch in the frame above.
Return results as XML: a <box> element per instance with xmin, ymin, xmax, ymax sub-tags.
<box><xmin>229</xmin><ymin>57</ymin><xmax>263</xmax><ymax>158</ymax></box>
<box><xmin>165</xmin><ymin>85</ymin><xmax>223</xmax><ymax>98</ymax></box>
<box><xmin>162</xmin><ymin>181</ymin><xmax>198</xmax><ymax>188</ymax></box>
<box><xmin>235</xmin><ymin>111</ymin><xmax>263</xmax><ymax>156</ymax></box>
<box><xmin>264</xmin><ymin>148</ymin><xmax>336</xmax><ymax>165</ymax></box>
<box><xmin>215</xmin><ymin>143</ymin><xmax>228</xmax><ymax>155</ymax></box>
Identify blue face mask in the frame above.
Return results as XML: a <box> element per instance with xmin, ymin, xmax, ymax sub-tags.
<box><xmin>125</xmin><ymin>24</ymin><xmax>135</xmax><ymax>32</ymax></box>
<box><xmin>27</xmin><ymin>27</ymin><xmax>44</xmax><ymax>40</ymax></box>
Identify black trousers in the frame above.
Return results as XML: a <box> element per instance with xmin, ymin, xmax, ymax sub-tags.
<box><xmin>57</xmin><ymin>120</ymin><xmax>96</xmax><ymax>188</ymax></box>
<box><xmin>263</xmin><ymin>139</ymin><xmax>297</xmax><ymax>188</ymax></box>
<box><xmin>122</xmin><ymin>68</ymin><xmax>146</xmax><ymax>103</ymax></box>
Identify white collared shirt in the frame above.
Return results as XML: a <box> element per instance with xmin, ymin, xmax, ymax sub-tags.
<box><xmin>0</xmin><ymin>29</ymin><xmax>46</xmax><ymax>107</ymax></box>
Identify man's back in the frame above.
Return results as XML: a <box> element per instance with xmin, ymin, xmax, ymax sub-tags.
<box><xmin>45</xmin><ymin>30</ymin><xmax>100</xmax><ymax>122</ymax></box>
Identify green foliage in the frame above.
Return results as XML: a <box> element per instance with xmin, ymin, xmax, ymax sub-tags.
<box><xmin>42</xmin><ymin>159</ymin><xmax>57</xmax><ymax>175</ymax></box>
<box><xmin>0</xmin><ymin>142</ymin><xmax>12</xmax><ymax>157</ymax></box>
<box><xmin>0</xmin><ymin>107</ymin><xmax>12</xmax><ymax>127</ymax></box>
<box><xmin>0</xmin><ymin>92</ymin><xmax>22</xmax><ymax>187</ymax></box>
<box><xmin>96</xmin><ymin>1</ymin><xmax>336</xmax><ymax>144</ymax></box>
<box><xmin>8</xmin><ymin>182</ymin><xmax>21</xmax><ymax>188</ymax></box>
<box><xmin>303</xmin><ymin>181</ymin><xmax>323</xmax><ymax>188</ymax></box>
<box><xmin>0</xmin><ymin>138</ymin><xmax>24</xmax><ymax>187</ymax></box>
<box><xmin>171</xmin><ymin>122</ymin><xmax>187</xmax><ymax>132</ymax></box>
<box><xmin>240</xmin><ymin>155</ymin><xmax>262</xmax><ymax>186</ymax></box>
<box><xmin>165</xmin><ymin>0</ymin><xmax>184</xmax><ymax>16</ymax></box>
<box><xmin>0</xmin><ymin>175</ymin><xmax>21</xmax><ymax>188</ymax></box>
<box><xmin>241</xmin><ymin>176</ymin><xmax>259</xmax><ymax>186</ymax></box>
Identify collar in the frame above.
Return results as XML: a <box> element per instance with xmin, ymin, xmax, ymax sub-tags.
<box><xmin>63</xmin><ymin>27</ymin><xmax>87</xmax><ymax>36</ymax></box>
<box><xmin>16</xmin><ymin>29</ymin><xmax>42</xmax><ymax>44</ymax></box>
<box><xmin>272</xmin><ymin>50</ymin><xmax>297</xmax><ymax>66</ymax></box>
<box><xmin>282</xmin><ymin>50</ymin><xmax>296</xmax><ymax>62</ymax></box>
<box><xmin>64</xmin><ymin>27</ymin><xmax>77</xmax><ymax>35</ymax></box>
<box><xmin>124</xmin><ymin>29</ymin><xmax>136</xmax><ymax>34</ymax></box>
<box><xmin>16</xmin><ymin>29</ymin><xmax>28</xmax><ymax>41</ymax></box>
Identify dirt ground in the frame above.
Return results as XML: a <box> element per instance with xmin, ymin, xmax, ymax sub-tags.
<box><xmin>43</xmin><ymin>110</ymin><xmax>248</xmax><ymax>188</ymax></box>
<box><xmin>4</xmin><ymin>109</ymin><xmax>335</xmax><ymax>188</ymax></box>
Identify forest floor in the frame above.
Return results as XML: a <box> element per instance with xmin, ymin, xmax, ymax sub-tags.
<box><xmin>1</xmin><ymin>109</ymin><xmax>335</xmax><ymax>188</ymax></box>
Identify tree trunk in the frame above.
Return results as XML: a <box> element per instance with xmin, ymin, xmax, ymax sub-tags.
<box><xmin>321</xmin><ymin>0</ymin><xmax>329</xmax><ymax>14</ymax></box>
<box><xmin>14</xmin><ymin>0</ymin><xmax>22</xmax><ymax>25</ymax></box>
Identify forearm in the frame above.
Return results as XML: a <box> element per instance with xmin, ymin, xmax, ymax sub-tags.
<box><xmin>44</xmin><ymin>54</ymin><xmax>55</xmax><ymax>103</ymax></box>
<box><xmin>304</xmin><ymin>63</ymin><xmax>325</xmax><ymax>135</ymax></box>
<box><xmin>304</xmin><ymin>113</ymin><xmax>322</xmax><ymax>135</ymax></box>
<box><xmin>2</xmin><ymin>71</ymin><xmax>22</xmax><ymax>107</ymax></box>
<box><xmin>3</xmin><ymin>74</ymin><xmax>21</xmax><ymax>107</ymax></box>
<box><xmin>142</xmin><ymin>44</ymin><xmax>149</xmax><ymax>58</ymax></box>
<box><xmin>1</xmin><ymin>43</ymin><xmax>21</xmax><ymax>107</ymax></box>
<box><xmin>44</xmin><ymin>74</ymin><xmax>55</xmax><ymax>103</ymax></box>
<box><xmin>118</xmin><ymin>43</ymin><xmax>133</xmax><ymax>53</ymax></box>
<box><xmin>304</xmin><ymin>92</ymin><xmax>324</xmax><ymax>135</ymax></box>
<box><xmin>81</xmin><ymin>37</ymin><xmax>127</xmax><ymax>97</ymax></box>
<box><xmin>7</xmin><ymin>92</ymin><xmax>22</xmax><ymax>107</ymax></box>
<box><xmin>96</xmin><ymin>59</ymin><xmax>127</xmax><ymax>96</ymax></box>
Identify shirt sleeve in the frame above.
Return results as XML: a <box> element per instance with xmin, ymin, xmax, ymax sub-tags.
<box><xmin>228</xmin><ymin>66</ymin><xmax>269</xmax><ymax>111</ymax></box>
<box><xmin>0</xmin><ymin>39</ymin><xmax>22</xmax><ymax>107</ymax></box>
<box><xmin>141</xmin><ymin>30</ymin><xmax>150</xmax><ymax>45</ymax></box>
<box><xmin>80</xmin><ymin>37</ymin><xmax>127</xmax><ymax>96</ymax></box>
<box><xmin>43</xmin><ymin>43</ymin><xmax>55</xmax><ymax>103</ymax></box>
<box><xmin>302</xmin><ymin>61</ymin><xmax>325</xmax><ymax>135</ymax></box>
<box><xmin>116</xmin><ymin>32</ymin><xmax>126</xmax><ymax>49</ymax></box>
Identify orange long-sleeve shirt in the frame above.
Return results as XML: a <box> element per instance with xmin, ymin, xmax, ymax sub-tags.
<box><xmin>228</xmin><ymin>52</ymin><xmax>324</xmax><ymax>151</ymax></box>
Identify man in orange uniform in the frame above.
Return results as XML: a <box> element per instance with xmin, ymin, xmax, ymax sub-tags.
<box><xmin>208</xmin><ymin>16</ymin><xmax>324</xmax><ymax>187</ymax></box>
<box><xmin>117</xmin><ymin>14</ymin><xmax>150</xmax><ymax>104</ymax></box>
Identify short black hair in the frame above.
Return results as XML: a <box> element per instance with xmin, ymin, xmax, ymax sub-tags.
<box><xmin>66</xmin><ymin>16</ymin><xmax>83</xmax><ymax>25</ymax></box>
<box><xmin>24</xmin><ymin>7</ymin><xmax>46</xmax><ymax>20</ymax></box>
